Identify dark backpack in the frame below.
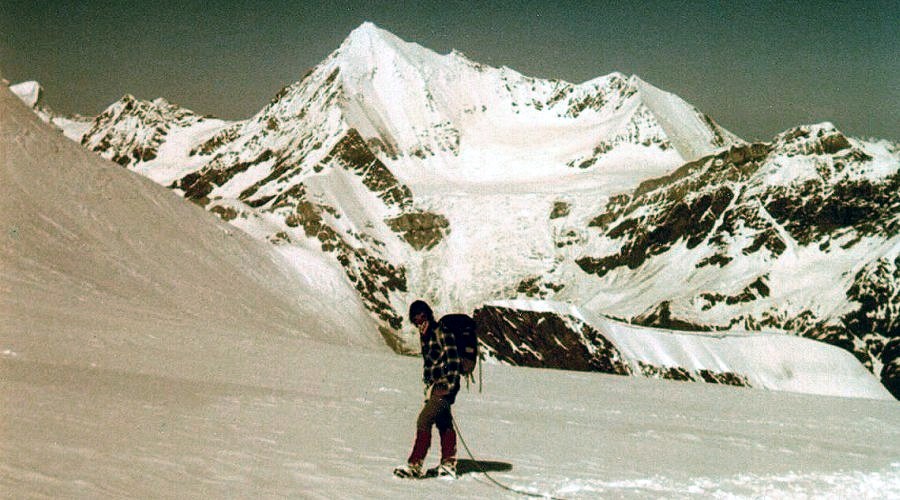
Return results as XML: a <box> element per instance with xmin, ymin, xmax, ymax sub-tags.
<box><xmin>438</xmin><ymin>314</ymin><xmax>478</xmax><ymax>375</ymax></box>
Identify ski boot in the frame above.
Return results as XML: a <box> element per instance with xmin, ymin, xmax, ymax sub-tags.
<box><xmin>432</xmin><ymin>459</ymin><xmax>456</xmax><ymax>479</ymax></box>
<box><xmin>393</xmin><ymin>462</ymin><xmax>425</xmax><ymax>478</ymax></box>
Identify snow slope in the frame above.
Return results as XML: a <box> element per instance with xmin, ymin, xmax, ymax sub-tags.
<box><xmin>484</xmin><ymin>300</ymin><xmax>892</xmax><ymax>400</ymax></box>
<box><xmin>3</xmin><ymin>326</ymin><xmax>899</xmax><ymax>499</ymax></box>
<box><xmin>1</xmin><ymin>77</ymin><xmax>899</xmax><ymax>499</ymax></box>
<box><xmin>9</xmin><ymin>80</ymin><xmax>93</xmax><ymax>142</ymax></box>
<box><xmin>0</xmin><ymin>83</ymin><xmax>379</xmax><ymax>360</ymax></box>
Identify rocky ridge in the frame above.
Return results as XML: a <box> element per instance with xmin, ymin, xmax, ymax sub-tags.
<box><xmin>573</xmin><ymin>123</ymin><xmax>900</xmax><ymax>396</ymax></box>
<box><xmin>468</xmin><ymin>301</ymin><xmax>890</xmax><ymax>399</ymax></box>
<box><xmin>82</xmin><ymin>94</ymin><xmax>209</xmax><ymax>167</ymax></box>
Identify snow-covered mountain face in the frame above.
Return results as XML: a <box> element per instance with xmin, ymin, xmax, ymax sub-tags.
<box><xmin>14</xmin><ymin>23</ymin><xmax>899</xmax><ymax>398</ymax></box>
<box><xmin>82</xmin><ymin>94</ymin><xmax>216</xmax><ymax>167</ymax></box>
<box><xmin>572</xmin><ymin>125</ymin><xmax>900</xmax><ymax>397</ymax></box>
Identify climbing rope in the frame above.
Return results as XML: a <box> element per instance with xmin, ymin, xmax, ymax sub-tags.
<box><xmin>453</xmin><ymin>418</ymin><xmax>568</xmax><ymax>500</ymax></box>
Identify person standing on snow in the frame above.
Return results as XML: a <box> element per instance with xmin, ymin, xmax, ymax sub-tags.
<box><xmin>394</xmin><ymin>300</ymin><xmax>461</xmax><ymax>479</ymax></box>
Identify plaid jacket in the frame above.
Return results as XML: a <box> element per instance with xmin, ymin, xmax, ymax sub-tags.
<box><xmin>421</xmin><ymin>322</ymin><xmax>461</xmax><ymax>395</ymax></box>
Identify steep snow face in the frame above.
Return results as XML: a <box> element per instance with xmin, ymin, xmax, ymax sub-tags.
<box><xmin>476</xmin><ymin>301</ymin><xmax>892</xmax><ymax>400</ymax></box>
<box><xmin>0</xmin><ymin>85</ymin><xmax>380</xmax><ymax>358</ymax></box>
<box><xmin>631</xmin><ymin>76</ymin><xmax>741</xmax><ymax>161</ymax></box>
<box><xmin>331</xmin><ymin>22</ymin><xmax>736</xmax><ymax>184</ymax></box>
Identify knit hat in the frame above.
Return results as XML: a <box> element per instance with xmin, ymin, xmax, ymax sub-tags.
<box><xmin>408</xmin><ymin>300</ymin><xmax>434</xmax><ymax>324</ymax></box>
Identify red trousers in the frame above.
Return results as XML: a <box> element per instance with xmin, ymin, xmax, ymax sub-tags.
<box><xmin>407</xmin><ymin>393</ymin><xmax>456</xmax><ymax>464</ymax></box>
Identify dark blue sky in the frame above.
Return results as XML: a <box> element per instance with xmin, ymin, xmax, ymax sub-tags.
<box><xmin>2</xmin><ymin>0</ymin><xmax>897</xmax><ymax>141</ymax></box>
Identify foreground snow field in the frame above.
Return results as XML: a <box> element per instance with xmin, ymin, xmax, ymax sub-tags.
<box><xmin>2</xmin><ymin>339</ymin><xmax>899</xmax><ymax>499</ymax></box>
<box><xmin>2</xmin><ymin>75</ymin><xmax>898</xmax><ymax>498</ymax></box>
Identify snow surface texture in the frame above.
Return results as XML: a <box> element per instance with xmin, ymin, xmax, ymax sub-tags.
<box><xmin>4</xmin><ymin>342</ymin><xmax>900</xmax><ymax>499</ymax></box>
<box><xmin>2</xmin><ymin>76</ymin><xmax>899</xmax><ymax>498</ymax></box>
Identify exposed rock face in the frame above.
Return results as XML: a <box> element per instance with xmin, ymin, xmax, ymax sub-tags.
<box><xmin>840</xmin><ymin>254</ymin><xmax>900</xmax><ymax>397</ymax></box>
<box><xmin>882</xmin><ymin>338</ymin><xmax>900</xmax><ymax>398</ymax></box>
<box><xmin>515</xmin><ymin>276</ymin><xmax>565</xmax><ymax>299</ymax></box>
<box><xmin>190</xmin><ymin>124</ymin><xmax>240</xmax><ymax>156</ymax></box>
<box><xmin>698</xmin><ymin>276</ymin><xmax>771</xmax><ymax>312</ymax></box>
<box><xmin>578</xmin><ymin>142</ymin><xmax>771</xmax><ymax>278</ymax></box>
<box><xmin>637</xmin><ymin>363</ymin><xmax>750</xmax><ymax>387</ymax></box>
<box><xmin>550</xmin><ymin>201</ymin><xmax>571</xmax><ymax>219</ymax></box>
<box><xmin>175</xmin><ymin>149</ymin><xmax>276</xmax><ymax>205</ymax></box>
<box><xmin>385</xmin><ymin>211</ymin><xmax>450</xmax><ymax>250</ymax></box>
<box><xmin>209</xmin><ymin>205</ymin><xmax>238</xmax><ymax>221</ymax></box>
<box><xmin>633</xmin><ymin>301</ymin><xmax>710</xmax><ymax>332</ymax></box>
<box><xmin>322</xmin><ymin>128</ymin><xmax>413</xmax><ymax>209</ymax></box>
<box><xmin>473</xmin><ymin>305</ymin><xmax>632</xmax><ymax>375</ymax></box>
<box><xmin>472</xmin><ymin>304</ymin><xmax>751</xmax><ymax>388</ymax></box>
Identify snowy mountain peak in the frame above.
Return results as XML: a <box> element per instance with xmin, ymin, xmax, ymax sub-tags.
<box><xmin>104</xmin><ymin>94</ymin><xmax>198</xmax><ymax>122</ymax></box>
<box><xmin>341</xmin><ymin>21</ymin><xmax>405</xmax><ymax>50</ymax></box>
<box><xmin>83</xmin><ymin>93</ymin><xmax>208</xmax><ymax>167</ymax></box>
<box><xmin>581</xmin><ymin>71</ymin><xmax>629</xmax><ymax>88</ymax></box>
<box><xmin>334</xmin><ymin>21</ymin><xmax>432</xmax><ymax>74</ymax></box>
<box><xmin>628</xmin><ymin>75</ymin><xmax>743</xmax><ymax>161</ymax></box>
<box><xmin>35</xmin><ymin>24</ymin><xmax>748</xmax><ymax>339</ymax></box>
<box><xmin>768</xmin><ymin>122</ymin><xmax>887</xmax><ymax>170</ymax></box>
<box><xmin>10</xmin><ymin>80</ymin><xmax>42</xmax><ymax>108</ymax></box>
<box><xmin>289</xmin><ymin>23</ymin><xmax>740</xmax><ymax>185</ymax></box>
<box><xmin>776</xmin><ymin>122</ymin><xmax>840</xmax><ymax>142</ymax></box>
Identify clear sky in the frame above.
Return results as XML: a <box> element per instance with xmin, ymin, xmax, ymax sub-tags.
<box><xmin>1</xmin><ymin>0</ymin><xmax>897</xmax><ymax>141</ymax></box>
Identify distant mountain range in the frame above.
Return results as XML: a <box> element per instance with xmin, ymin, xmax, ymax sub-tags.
<box><xmin>11</xmin><ymin>22</ymin><xmax>899</xmax><ymax>398</ymax></box>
